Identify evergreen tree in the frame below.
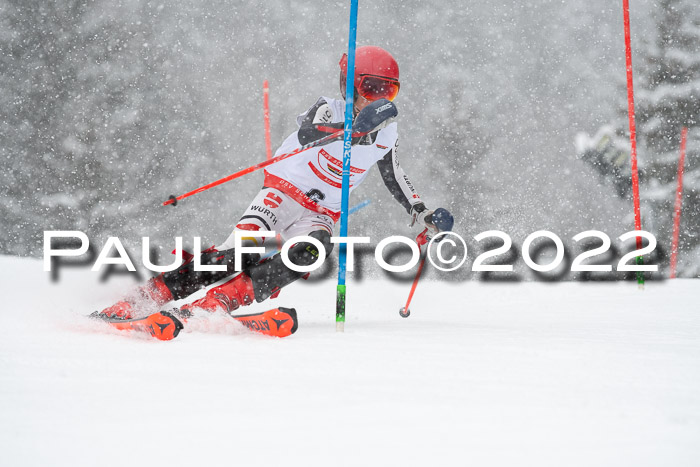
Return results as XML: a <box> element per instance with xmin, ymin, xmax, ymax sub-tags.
<box><xmin>0</xmin><ymin>0</ymin><xmax>215</xmax><ymax>256</ymax></box>
<box><xmin>637</xmin><ymin>0</ymin><xmax>700</xmax><ymax>276</ymax></box>
<box><xmin>577</xmin><ymin>0</ymin><xmax>700</xmax><ymax>276</ymax></box>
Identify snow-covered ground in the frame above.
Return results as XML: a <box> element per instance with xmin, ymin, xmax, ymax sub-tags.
<box><xmin>1</xmin><ymin>255</ymin><xmax>698</xmax><ymax>467</ymax></box>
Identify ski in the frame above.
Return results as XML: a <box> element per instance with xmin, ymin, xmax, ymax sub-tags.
<box><xmin>90</xmin><ymin>310</ymin><xmax>184</xmax><ymax>341</ymax></box>
<box><xmin>229</xmin><ymin>307</ymin><xmax>298</xmax><ymax>338</ymax></box>
<box><xmin>91</xmin><ymin>307</ymin><xmax>298</xmax><ymax>340</ymax></box>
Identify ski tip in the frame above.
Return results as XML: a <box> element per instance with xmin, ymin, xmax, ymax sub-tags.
<box><xmin>140</xmin><ymin>311</ymin><xmax>183</xmax><ymax>341</ymax></box>
<box><xmin>232</xmin><ymin>307</ymin><xmax>299</xmax><ymax>338</ymax></box>
<box><xmin>159</xmin><ymin>310</ymin><xmax>184</xmax><ymax>339</ymax></box>
<box><xmin>89</xmin><ymin>310</ymin><xmax>183</xmax><ymax>341</ymax></box>
<box><xmin>278</xmin><ymin>307</ymin><xmax>298</xmax><ymax>335</ymax></box>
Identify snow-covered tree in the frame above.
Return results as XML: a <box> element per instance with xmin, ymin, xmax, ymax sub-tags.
<box><xmin>637</xmin><ymin>0</ymin><xmax>700</xmax><ymax>272</ymax></box>
<box><xmin>0</xmin><ymin>0</ymin><xmax>215</xmax><ymax>256</ymax></box>
<box><xmin>577</xmin><ymin>0</ymin><xmax>700</xmax><ymax>276</ymax></box>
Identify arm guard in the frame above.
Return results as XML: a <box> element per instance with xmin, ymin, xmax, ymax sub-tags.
<box><xmin>376</xmin><ymin>142</ymin><xmax>423</xmax><ymax>214</ymax></box>
<box><xmin>297</xmin><ymin>100</ymin><xmax>343</xmax><ymax>146</ymax></box>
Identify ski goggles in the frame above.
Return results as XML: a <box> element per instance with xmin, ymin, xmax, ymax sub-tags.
<box><xmin>355</xmin><ymin>74</ymin><xmax>401</xmax><ymax>102</ymax></box>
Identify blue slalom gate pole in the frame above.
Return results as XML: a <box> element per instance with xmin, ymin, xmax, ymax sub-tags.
<box><xmin>336</xmin><ymin>0</ymin><xmax>359</xmax><ymax>332</ymax></box>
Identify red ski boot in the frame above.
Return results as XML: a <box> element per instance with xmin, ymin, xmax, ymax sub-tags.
<box><xmin>179</xmin><ymin>273</ymin><xmax>255</xmax><ymax>315</ymax></box>
<box><xmin>98</xmin><ymin>275</ymin><xmax>174</xmax><ymax>320</ymax></box>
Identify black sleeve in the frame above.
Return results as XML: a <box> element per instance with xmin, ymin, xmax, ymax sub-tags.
<box><xmin>297</xmin><ymin>100</ymin><xmax>344</xmax><ymax>146</ymax></box>
<box><xmin>376</xmin><ymin>149</ymin><xmax>424</xmax><ymax>214</ymax></box>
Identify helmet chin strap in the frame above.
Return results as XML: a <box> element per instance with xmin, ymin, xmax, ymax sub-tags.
<box><xmin>353</xmin><ymin>98</ymin><xmax>361</xmax><ymax>117</ymax></box>
<box><xmin>339</xmin><ymin>72</ymin><xmax>364</xmax><ymax>117</ymax></box>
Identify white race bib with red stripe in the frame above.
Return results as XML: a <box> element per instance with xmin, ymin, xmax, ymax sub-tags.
<box><xmin>264</xmin><ymin>97</ymin><xmax>398</xmax><ymax>214</ymax></box>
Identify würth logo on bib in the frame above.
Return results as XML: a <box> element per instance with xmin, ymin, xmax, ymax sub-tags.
<box><xmin>263</xmin><ymin>192</ymin><xmax>283</xmax><ymax>209</ymax></box>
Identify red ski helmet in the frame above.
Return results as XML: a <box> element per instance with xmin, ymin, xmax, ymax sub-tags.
<box><xmin>339</xmin><ymin>46</ymin><xmax>400</xmax><ymax>102</ymax></box>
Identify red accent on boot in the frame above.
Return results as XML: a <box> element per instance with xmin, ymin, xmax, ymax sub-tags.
<box><xmin>175</xmin><ymin>249</ymin><xmax>195</xmax><ymax>265</ymax></box>
<box><xmin>180</xmin><ymin>273</ymin><xmax>255</xmax><ymax>314</ymax></box>
<box><xmin>142</xmin><ymin>276</ymin><xmax>174</xmax><ymax>306</ymax></box>
<box><xmin>99</xmin><ymin>300</ymin><xmax>136</xmax><ymax>319</ymax></box>
<box><xmin>98</xmin><ymin>276</ymin><xmax>174</xmax><ymax>320</ymax></box>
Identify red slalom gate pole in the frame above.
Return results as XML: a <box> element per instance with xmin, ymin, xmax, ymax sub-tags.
<box><xmin>670</xmin><ymin>127</ymin><xmax>688</xmax><ymax>279</ymax></box>
<box><xmin>263</xmin><ymin>80</ymin><xmax>282</xmax><ymax>250</ymax></box>
<box><xmin>622</xmin><ymin>0</ymin><xmax>645</xmax><ymax>288</ymax></box>
<box><xmin>263</xmin><ymin>80</ymin><xmax>272</xmax><ymax>161</ymax></box>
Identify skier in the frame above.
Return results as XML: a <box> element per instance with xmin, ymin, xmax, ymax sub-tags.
<box><xmin>97</xmin><ymin>45</ymin><xmax>453</xmax><ymax>322</ymax></box>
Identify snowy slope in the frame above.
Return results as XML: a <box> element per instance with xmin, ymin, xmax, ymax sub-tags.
<box><xmin>1</xmin><ymin>255</ymin><xmax>699</xmax><ymax>467</ymax></box>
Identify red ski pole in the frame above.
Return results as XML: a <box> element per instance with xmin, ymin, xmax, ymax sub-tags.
<box><xmin>399</xmin><ymin>229</ymin><xmax>430</xmax><ymax>318</ymax></box>
<box><xmin>163</xmin><ymin>129</ymin><xmax>344</xmax><ymax>206</ymax></box>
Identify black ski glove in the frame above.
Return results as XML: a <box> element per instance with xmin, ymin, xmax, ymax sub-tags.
<box><xmin>353</xmin><ymin>99</ymin><xmax>398</xmax><ymax>134</ymax></box>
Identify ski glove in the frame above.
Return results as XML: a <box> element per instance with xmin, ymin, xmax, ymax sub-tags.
<box><xmin>411</xmin><ymin>204</ymin><xmax>454</xmax><ymax>238</ymax></box>
<box><xmin>353</xmin><ymin>99</ymin><xmax>398</xmax><ymax>134</ymax></box>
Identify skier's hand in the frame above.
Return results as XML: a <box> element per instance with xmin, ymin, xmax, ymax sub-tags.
<box><xmin>411</xmin><ymin>205</ymin><xmax>454</xmax><ymax>239</ymax></box>
<box><xmin>353</xmin><ymin>98</ymin><xmax>398</xmax><ymax>135</ymax></box>
<box><xmin>410</xmin><ymin>203</ymin><xmax>437</xmax><ymax>236</ymax></box>
<box><xmin>430</xmin><ymin>208</ymin><xmax>454</xmax><ymax>235</ymax></box>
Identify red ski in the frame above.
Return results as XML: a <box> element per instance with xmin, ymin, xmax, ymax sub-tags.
<box><xmin>91</xmin><ymin>307</ymin><xmax>298</xmax><ymax>340</ymax></box>
<box><xmin>91</xmin><ymin>310</ymin><xmax>184</xmax><ymax>341</ymax></box>
<box><xmin>230</xmin><ymin>307</ymin><xmax>298</xmax><ymax>338</ymax></box>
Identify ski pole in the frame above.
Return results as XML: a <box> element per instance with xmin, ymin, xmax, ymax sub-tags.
<box><xmin>399</xmin><ymin>228</ymin><xmax>430</xmax><ymax>318</ymax></box>
<box><xmin>164</xmin><ymin>129</ymin><xmax>348</xmax><ymax>206</ymax></box>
